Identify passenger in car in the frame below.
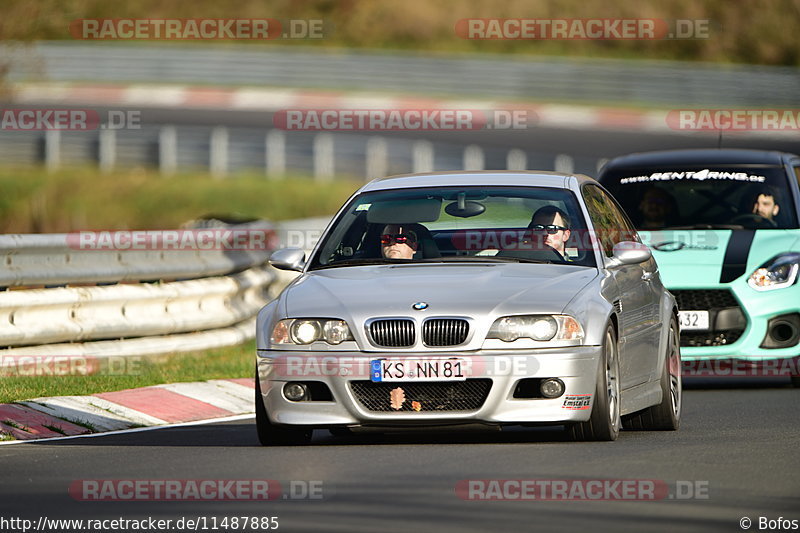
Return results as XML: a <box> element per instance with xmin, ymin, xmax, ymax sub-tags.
<box><xmin>637</xmin><ymin>186</ymin><xmax>678</xmax><ymax>229</ymax></box>
<box><xmin>380</xmin><ymin>225</ymin><xmax>419</xmax><ymax>259</ymax></box>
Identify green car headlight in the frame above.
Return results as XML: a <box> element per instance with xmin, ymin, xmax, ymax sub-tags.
<box><xmin>271</xmin><ymin>319</ymin><xmax>354</xmax><ymax>345</ymax></box>
<box><xmin>748</xmin><ymin>253</ymin><xmax>800</xmax><ymax>291</ymax></box>
<box><xmin>487</xmin><ymin>315</ymin><xmax>584</xmax><ymax>342</ymax></box>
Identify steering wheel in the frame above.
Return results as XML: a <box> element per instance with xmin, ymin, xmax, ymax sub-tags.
<box><xmin>731</xmin><ymin>213</ymin><xmax>777</xmax><ymax>228</ymax></box>
<box><xmin>496</xmin><ymin>243</ymin><xmax>567</xmax><ymax>262</ymax></box>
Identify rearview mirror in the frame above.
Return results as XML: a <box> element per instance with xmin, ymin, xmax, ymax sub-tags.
<box><xmin>269</xmin><ymin>247</ymin><xmax>306</xmax><ymax>272</ymax></box>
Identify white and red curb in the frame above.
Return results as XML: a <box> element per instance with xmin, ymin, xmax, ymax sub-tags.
<box><xmin>0</xmin><ymin>378</ymin><xmax>254</xmax><ymax>443</ymax></box>
<box><xmin>12</xmin><ymin>82</ymin><xmax>795</xmax><ymax>137</ymax></box>
<box><xmin>9</xmin><ymin>82</ymin><xmax>797</xmax><ymax>138</ymax></box>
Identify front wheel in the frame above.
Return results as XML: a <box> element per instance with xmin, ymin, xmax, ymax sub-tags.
<box><xmin>255</xmin><ymin>374</ymin><xmax>313</xmax><ymax>446</ymax></box>
<box><xmin>623</xmin><ymin>316</ymin><xmax>681</xmax><ymax>430</ymax></box>
<box><xmin>569</xmin><ymin>324</ymin><xmax>620</xmax><ymax>441</ymax></box>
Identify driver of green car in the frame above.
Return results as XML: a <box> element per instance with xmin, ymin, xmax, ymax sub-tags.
<box><xmin>750</xmin><ymin>189</ymin><xmax>780</xmax><ymax>222</ymax></box>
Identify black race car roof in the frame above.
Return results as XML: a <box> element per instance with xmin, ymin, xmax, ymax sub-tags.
<box><xmin>600</xmin><ymin>149</ymin><xmax>796</xmax><ymax>171</ymax></box>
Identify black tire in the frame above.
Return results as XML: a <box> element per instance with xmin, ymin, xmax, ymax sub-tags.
<box><xmin>623</xmin><ymin>316</ymin><xmax>682</xmax><ymax>431</ymax></box>
<box><xmin>569</xmin><ymin>324</ymin><xmax>621</xmax><ymax>441</ymax></box>
<box><xmin>255</xmin><ymin>374</ymin><xmax>313</xmax><ymax>446</ymax></box>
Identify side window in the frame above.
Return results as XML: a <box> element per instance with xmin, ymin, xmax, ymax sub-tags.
<box><xmin>582</xmin><ymin>184</ymin><xmax>637</xmax><ymax>257</ymax></box>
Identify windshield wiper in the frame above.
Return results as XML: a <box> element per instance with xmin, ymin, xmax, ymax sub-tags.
<box><xmin>311</xmin><ymin>255</ymin><xmax>573</xmax><ymax>270</ymax></box>
<box><xmin>310</xmin><ymin>258</ymin><xmax>414</xmax><ymax>270</ymax></box>
<box><xmin>419</xmin><ymin>256</ymin><xmax>560</xmax><ymax>265</ymax></box>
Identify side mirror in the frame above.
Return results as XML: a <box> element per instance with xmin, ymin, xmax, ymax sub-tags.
<box><xmin>269</xmin><ymin>247</ymin><xmax>306</xmax><ymax>272</ymax></box>
<box><xmin>605</xmin><ymin>241</ymin><xmax>652</xmax><ymax>268</ymax></box>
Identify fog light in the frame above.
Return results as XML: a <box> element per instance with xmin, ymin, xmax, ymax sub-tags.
<box><xmin>760</xmin><ymin>313</ymin><xmax>800</xmax><ymax>349</ymax></box>
<box><xmin>540</xmin><ymin>378</ymin><xmax>565</xmax><ymax>399</ymax></box>
<box><xmin>284</xmin><ymin>382</ymin><xmax>308</xmax><ymax>401</ymax></box>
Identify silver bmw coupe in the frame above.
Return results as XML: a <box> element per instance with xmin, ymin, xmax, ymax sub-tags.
<box><xmin>256</xmin><ymin>171</ymin><xmax>681</xmax><ymax>444</ymax></box>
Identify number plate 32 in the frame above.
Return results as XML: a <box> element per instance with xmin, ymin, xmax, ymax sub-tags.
<box><xmin>678</xmin><ymin>310</ymin><xmax>710</xmax><ymax>331</ymax></box>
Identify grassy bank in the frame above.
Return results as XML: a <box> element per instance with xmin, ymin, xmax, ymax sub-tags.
<box><xmin>1</xmin><ymin>0</ymin><xmax>797</xmax><ymax>66</ymax></box>
<box><xmin>0</xmin><ymin>341</ymin><xmax>255</xmax><ymax>404</ymax></box>
<box><xmin>0</xmin><ymin>166</ymin><xmax>361</xmax><ymax>233</ymax></box>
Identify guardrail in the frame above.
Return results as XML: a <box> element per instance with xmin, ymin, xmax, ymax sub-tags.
<box><xmin>5</xmin><ymin>42</ymin><xmax>800</xmax><ymax>107</ymax></box>
<box><xmin>0</xmin><ymin>232</ymin><xmax>274</xmax><ymax>287</ymax></box>
<box><xmin>0</xmin><ymin>267</ymin><xmax>271</xmax><ymax>346</ymax></box>
<box><xmin>0</xmin><ymin>126</ymin><xmax>597</xmax><ymax>179</ymax></box>
<box><xmin>0</xmin><ymin>221</ymin><xmax>277</xmax><ymax>358</ymax></box>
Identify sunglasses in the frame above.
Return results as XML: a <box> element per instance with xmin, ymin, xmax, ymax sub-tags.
<box><xmin>529</xmin><ymin>224</ymin><xmax>568</xmax><ymax>235</ymax></box>
<box><xmin>381</xmin><ymin>233</ymin><xmax>416</xmax><ymax>245</ymax></box>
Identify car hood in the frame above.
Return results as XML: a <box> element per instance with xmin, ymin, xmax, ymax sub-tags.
<box><xmin>640</xmin><ymin>229</ymin><xmax>800</xmax><ymax>288</ymax></box>
<box><xmin>282</xmin><ymin>263</ymin><xmax>598</xmax><ymax>319</ymax></box>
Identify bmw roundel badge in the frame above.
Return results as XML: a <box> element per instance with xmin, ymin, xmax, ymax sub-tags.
<box><xmin>412</xmin><ymin>302</ymin><xmax>429</xmax><ymax>310</ymax></box>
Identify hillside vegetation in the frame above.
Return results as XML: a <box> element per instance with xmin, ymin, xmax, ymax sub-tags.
<box><xmin>1</xmin><ymin>0</ymin><xmax>798</xmax><ymax>65</ymax></box>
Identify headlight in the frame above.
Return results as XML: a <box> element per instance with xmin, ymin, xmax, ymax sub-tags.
<box><xmin>292</xmin><ymin>320</ymin><xmax>321</xmax><ymax>344</ymax></box>
<box><xmin>271</xmin><ymin>319</ymin><xmax>354</xmax><ymax>345</ymax></box>
<box><xmin>487</xmin><ymin>315</ymin><xmax>584</xmax><ymax>342</ymax></box>
<box><xmin>748</xmin><ymin>253</ymin><xmax>800</xmax><ymax>291</ymax></box>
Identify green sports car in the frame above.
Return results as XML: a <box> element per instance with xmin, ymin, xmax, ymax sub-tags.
<box><xmin>598</xmin><ymin>149</ymin><xmax>800</xmax><ymax>385</ymax></box>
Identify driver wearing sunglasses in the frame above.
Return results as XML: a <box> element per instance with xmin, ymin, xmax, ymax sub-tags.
<box><xmin>527</xmin><ymin>206</ymin><xmax>572</xmax><ymax>260</ymax></box>
<box><xmin>380</xmin><ymin>224</ymin><xmax>419</xmax><ymax>259</ymax></box>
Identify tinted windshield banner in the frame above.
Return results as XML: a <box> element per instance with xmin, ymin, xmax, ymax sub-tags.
<box><xmin>619</xmin><ymin>169</ymin><xmax>766</xmax><ymax>184</ymax></box>
<box><xmin>601</xmin><ymin>166</ymin><xmax>796</xmax><ymax>230</ymax></box>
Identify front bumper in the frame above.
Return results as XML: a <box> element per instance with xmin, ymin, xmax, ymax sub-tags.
<box><xmin>256</xmin><ymin>347</ymin><xmax>602</xmax><ymax>427</ymax></box>
<box><xmin>673</xmin><ymin>280</ymin><xmax>800</xmax><ymax>362</ymax></box>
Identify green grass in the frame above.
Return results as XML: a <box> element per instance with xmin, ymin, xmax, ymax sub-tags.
<box><xmin>0</xmin><ymin>166</ymin><xmax>361</xmax><ymax>233</ymax></box>
<box><xmin>0</xmin><ymin>341</ymin><xmax>256</xmax><ymax>404</ymax></box>
<box><xmin>1</xmin><ymin>0</ymin><xmax>797</xmax><ymax>66</ymax></box>
<box><xmin>42</xmin><ymin>423</ymin><xmax>67</xmax><ymax>435</ymax></box>
<box><xmin>63</xmin><ymin>418</ymin><xmax>98</xmax><ymax>432</ymax></box>
<box><xmin>2</xmin><ymin>419</ymin><xmax>29</xmax><ymax>431</ymax></box>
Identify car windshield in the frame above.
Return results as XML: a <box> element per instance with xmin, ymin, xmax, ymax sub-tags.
<box><xmin>601</xmin><ymin>165</ymin><xmax>798</xmax><ymax>230</ymax></box>
<box><xmin>308</xmin><ymin>186</ymin><xmax>596</xmax><ymax>269</ymax></box>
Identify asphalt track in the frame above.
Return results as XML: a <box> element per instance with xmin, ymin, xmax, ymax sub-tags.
<box><xmin>1</xmin><ymin>378</ymin><xmax>798</xmax><ymax>532</ymax></box>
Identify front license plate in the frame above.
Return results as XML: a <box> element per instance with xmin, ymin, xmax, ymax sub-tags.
<box><xmin>370</xmin><ymin>358</ymin><xmax>467</xmax><ymax>382</ymax></box>
<box><xmin>679</xmin><ymin>310</ymin><xmax>710</xmax><ymax>331</ymax></box>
